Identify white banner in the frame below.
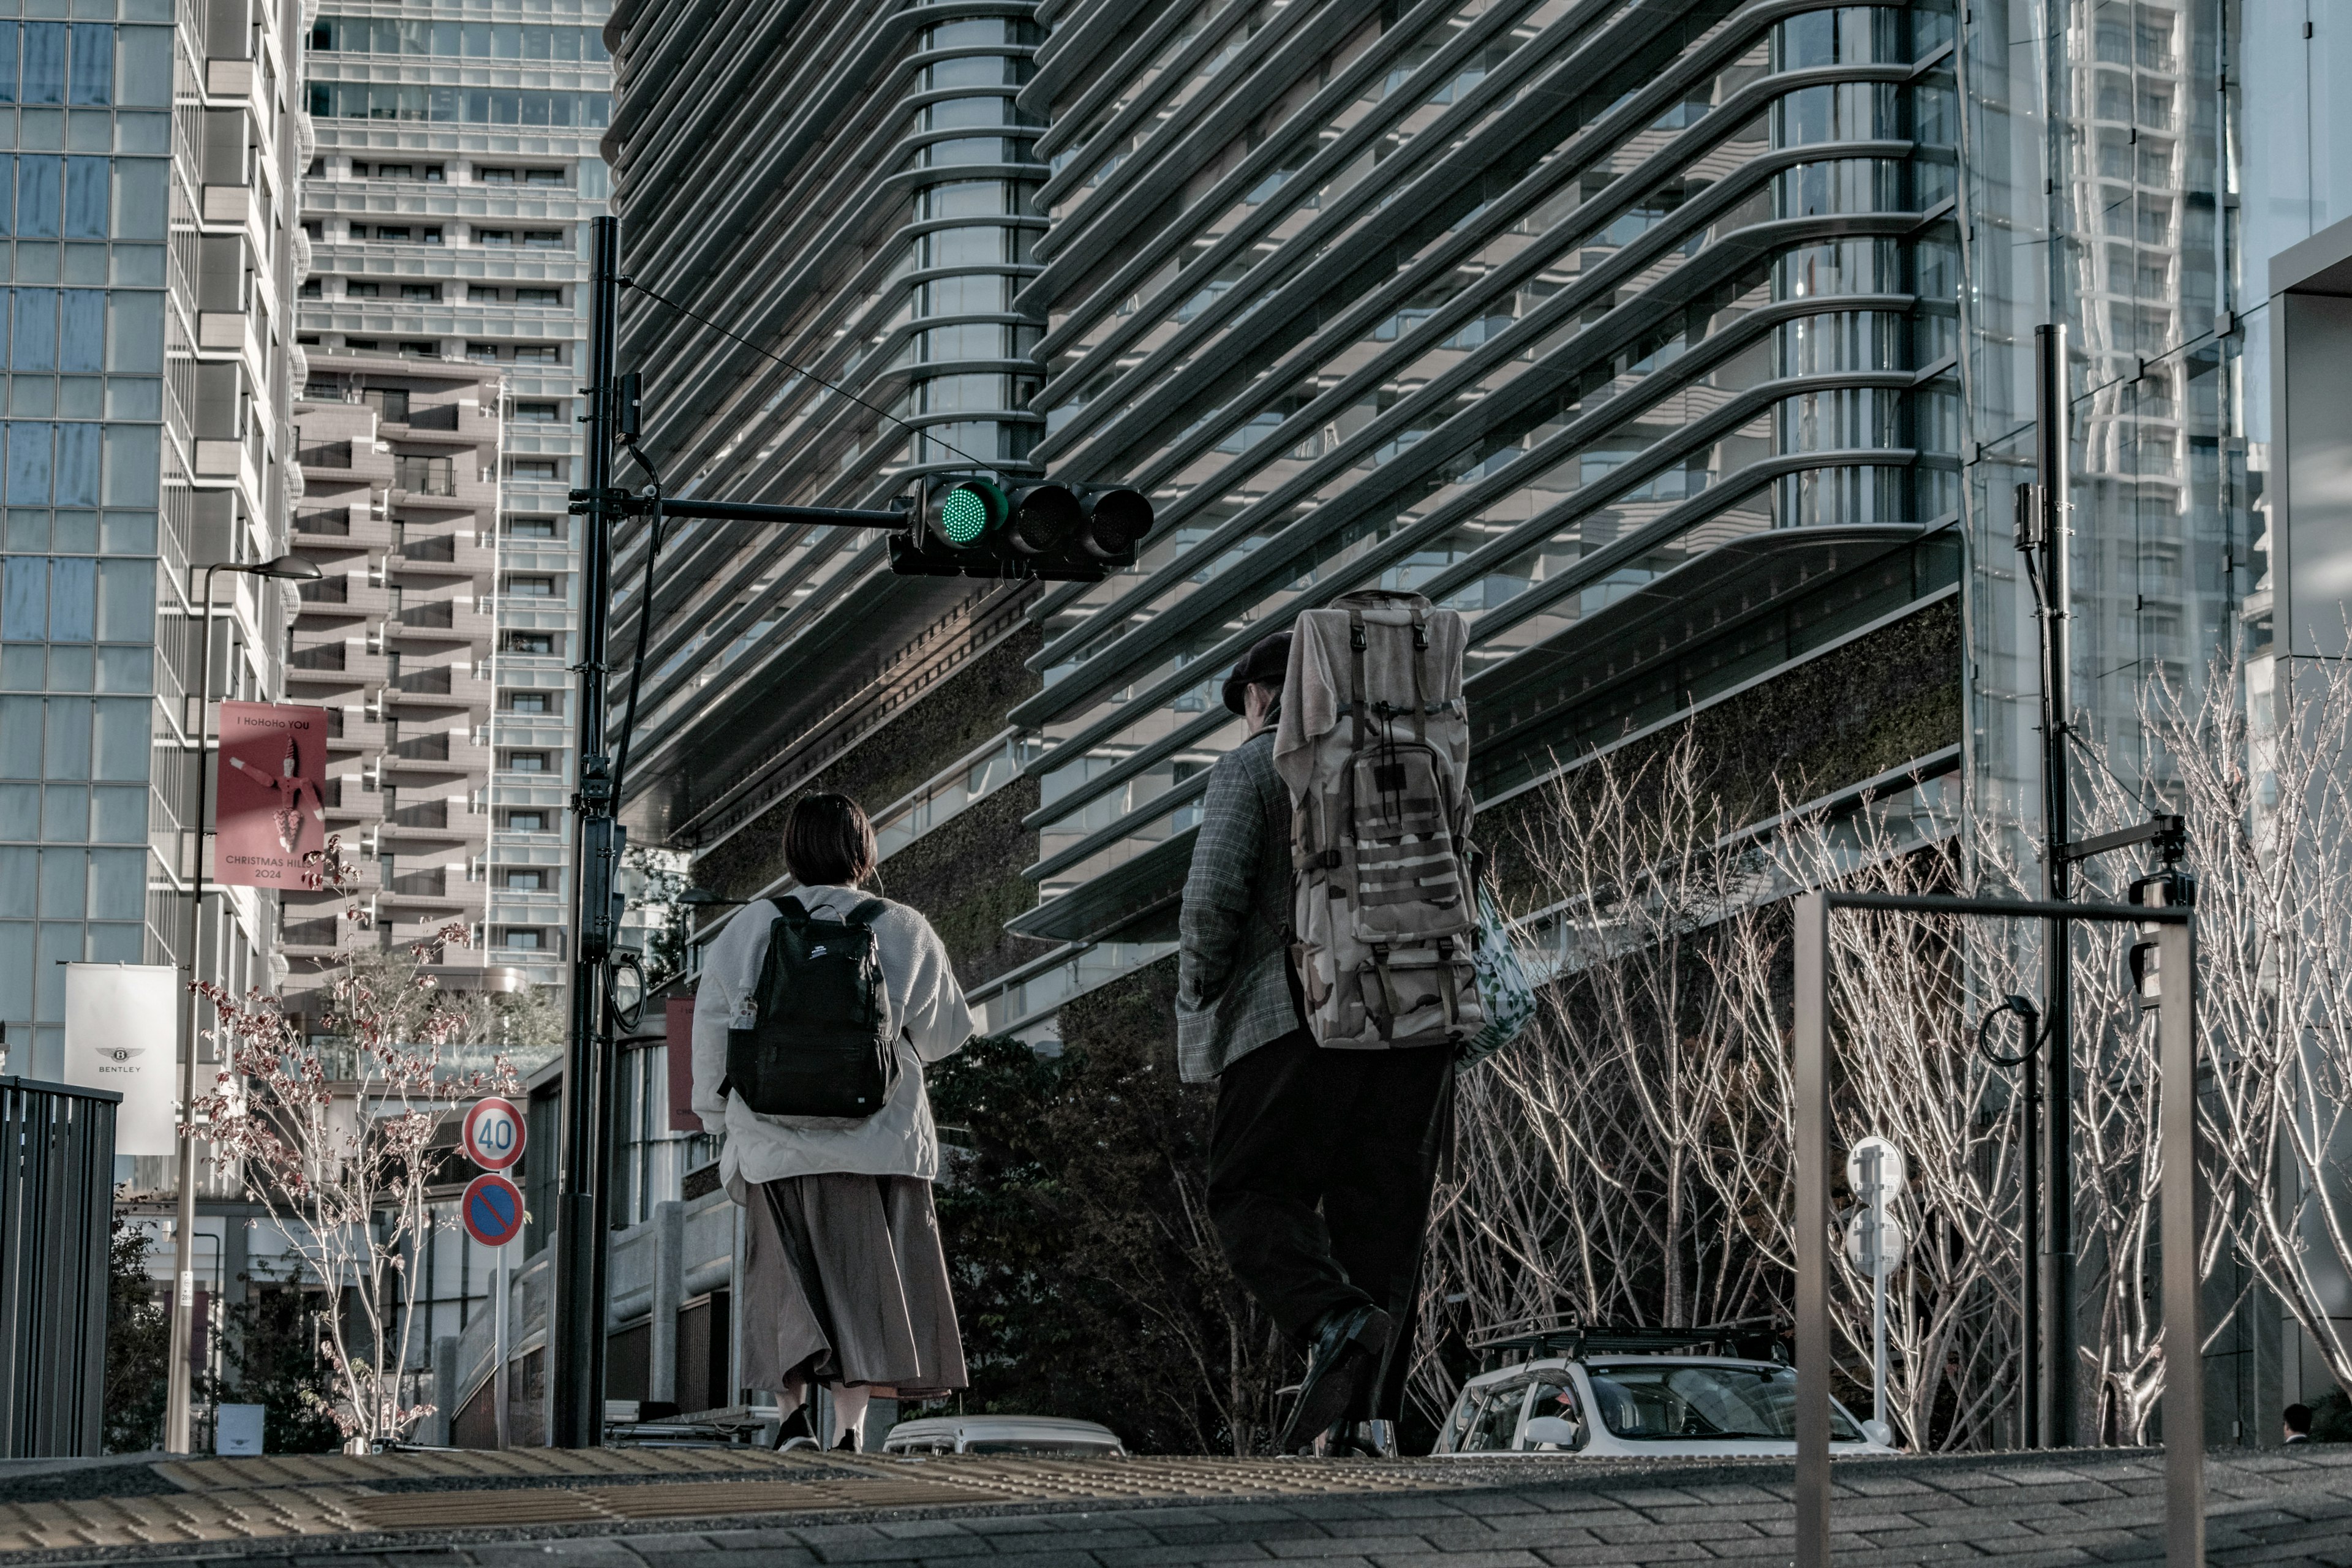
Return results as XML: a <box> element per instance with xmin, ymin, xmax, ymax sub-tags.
<box><xmin>62</xmin><ymin>963</ymin><xmax>180</xmax><ymax>1157</ymax></box>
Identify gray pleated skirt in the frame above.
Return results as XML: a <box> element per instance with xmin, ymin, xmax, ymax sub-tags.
<box><xmin>741</xmin><ymin>1173</ymin><xmax>968</xmax><ymax>1399</ymax></box>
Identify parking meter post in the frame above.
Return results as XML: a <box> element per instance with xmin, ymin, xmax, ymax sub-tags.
<box><xmin>1792</xmin><ymin>892</ymin><xmax>1830</xmax><ymax>1568</ymax></box>
<box><xmin>1868</xmin><ymin>1148</ymin><xmax>1887</xmax><ymax>1429</ymax></box>
<box><xmin>2157</xmin><ymin>919</ymin><xmax>2203</xmax><ymax>1568</ymax></box>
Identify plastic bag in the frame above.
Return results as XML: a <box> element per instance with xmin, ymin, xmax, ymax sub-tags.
<box><xmin>1462</xmin><ymin>876</ymin><xmax>1538</xmax><ymax>1068</ymax></box>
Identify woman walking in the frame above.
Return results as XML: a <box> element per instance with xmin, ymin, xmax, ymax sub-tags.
<box><xmin>690</xmin><ymin>792</ymin><xmax>973</xmax><ymax>1450</ymax></box>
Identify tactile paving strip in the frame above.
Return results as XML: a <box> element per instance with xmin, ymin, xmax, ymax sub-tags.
<box><xmin>344</xmin><ymin>1477</ymin><xmax>987</xmax><ymax>1530</ymax></box>
<box><xmin>0</xmin><ymin>1453</ymin><xmax>1475</xmax><ymax>1555</ymax></box>
<box><xmin>153</xmin><ymin>1447</ymin><xmax>805</xmax><ymax>1493</ymax></box>
<box><xmin>0</xmin><ymin>1485</ymin><xmax>377</xmax><ymax>1551</ymax></box>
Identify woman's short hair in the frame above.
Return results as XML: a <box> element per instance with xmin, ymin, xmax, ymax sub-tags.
<box><xmin>783</xmin><ymin>792</ymin><xmax>878</xmax><ymax>887</ymax></box>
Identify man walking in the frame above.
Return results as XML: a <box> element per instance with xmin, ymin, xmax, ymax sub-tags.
<box><xmin>1178</xmin><ymin>630</ymin><xmax>1455</xmax><ymax>1455</ymax></box>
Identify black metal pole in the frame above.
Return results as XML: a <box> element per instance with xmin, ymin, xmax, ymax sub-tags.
<box><xmin>2034</xmin><ymin>322</ymin><xmax>2077</xmax><ymax>1448</ymax></box>
<box><xmin>551</xmin><ymin>213</ymin><xmax>622</xmax><ymax>1449</ymax></box>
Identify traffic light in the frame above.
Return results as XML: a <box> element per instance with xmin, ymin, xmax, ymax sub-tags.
<box><xmin>2125</xmin><ymin>864</ymin><xmax>2195</xmax><ymax>1009</ymax></box>
<box><xmin>891</xmin><ymin>476</ymin><xmax>1153</xmax><ymax>581</ymax></box>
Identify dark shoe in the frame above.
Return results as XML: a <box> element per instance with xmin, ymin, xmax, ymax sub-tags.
<box><xmin>1279</xmin><ymin>1304</ymin><xmax>1390</xmax><ymax>1453</ymax></box>
<box><xmin>771</xmin><ymin>1405</ymin><xmax>814</xmax><ymax>1450</ymax></box>
<box><xmin>832</xmin><ymin>1430</ymin><xmax>858</xmax><ymax>1452</ymax></box>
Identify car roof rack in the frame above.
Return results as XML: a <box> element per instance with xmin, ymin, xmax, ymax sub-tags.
<box><xmin>1464</xmin><ymin>1314</ymin><xmax>1788</xmax><ymax>1373</ymax></box>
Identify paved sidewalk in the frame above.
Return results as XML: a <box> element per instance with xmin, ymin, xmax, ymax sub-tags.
<box><xmin>1</xmin><ymin>1448</ymin><xmax>2348</xmax><ymax>1567</ymax></box>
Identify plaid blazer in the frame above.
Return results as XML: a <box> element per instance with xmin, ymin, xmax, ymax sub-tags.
<box><xmin>1177</xmin><ymin>727</ymin><xmax>1300</xmax><ymax>1082</ymax></box>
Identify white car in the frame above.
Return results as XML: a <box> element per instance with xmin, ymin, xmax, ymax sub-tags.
<box><xmin>1434</xmin><ymin>1333</ymin><xmax>1897</xmax><ymax>1458</ymax></box>
<box><xmin>881</xmin><ymin>1415</ymin><xmax>1126</xmax><ymax>1457</ymax></box>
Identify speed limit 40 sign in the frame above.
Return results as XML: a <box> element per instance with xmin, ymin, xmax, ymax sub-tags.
<box><xmin>462</xmin><ymin>1096</ymin><xmax>526</xmax><ymax>1171</ymax></box>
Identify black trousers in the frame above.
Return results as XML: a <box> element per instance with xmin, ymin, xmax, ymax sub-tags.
<box><xmin>1208</xmin><ymin>1028</ymin><xmax>1454</xmax><ymax>1420</ymax></box>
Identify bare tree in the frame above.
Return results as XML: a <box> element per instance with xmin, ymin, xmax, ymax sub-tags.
<box><xmin>1419</xmin><ymin>720</ymin><xmax>2220</xmax><ymax>1450</ymax></box>
<box><xmin>2157</xmin><ymin>647</ymin><xmax>2352</xmax><ymax>1409</ymax></box>
<box><xmin>187</xmin><ymin>839</ymin><xmax>519</xmax><ymax>1449</ymax></box>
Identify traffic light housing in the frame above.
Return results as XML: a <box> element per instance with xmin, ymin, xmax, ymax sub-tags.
<box><xmin>2125</xmin><ymin>864</ymin><xmax>2196</xmax><ymax>1009</ymax></box>
<box><xmin>892</xmin><ymin>477</ymin><xmax>1153</xmax><ymax>581</ymax></box>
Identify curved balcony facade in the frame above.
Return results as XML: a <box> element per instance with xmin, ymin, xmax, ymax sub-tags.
<box><xmin>606</xmin><ymin>0</ymin><xmax>1052</xmax><ymax>839</ymax></box>
<box><xmin>608</xmin><ymin>0</ymin><xmax>1968</xmax><ymax>1034</ymax></box>
<box><xmin>1013</xmin><ymin>0</ymin><xmax>1960</xmax><ymax>910</ymax></box>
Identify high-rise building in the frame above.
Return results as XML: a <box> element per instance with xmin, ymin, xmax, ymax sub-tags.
<box><xmin>456</xmin><ymin>0</ymin><xmax>2352</xmax><ymax>1445</ymax></box>
<box><xmin>296</xmin><ymin>1</ymin><xmax>614</xmax><ymax>990</ymax></box>
<box><xmin>282</xmin><ymin>350</ymin><xmax>501</xmax><ymax>993</ymax></box>
<box><xmin>0</xmin><ymin>1</ymin><xmax>303</xmax><ymax>1129</ymax></box>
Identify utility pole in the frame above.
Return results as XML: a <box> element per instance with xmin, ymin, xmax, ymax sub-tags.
<box><xmin>551</xmin><ymin>213</ymin><xmax>622</xmax><ymax>1449</ymax></box>
<box><xmin>2032</xmin><ymin>322</ymin><xmax>2077</xmax><ymax>1448</ymax></box>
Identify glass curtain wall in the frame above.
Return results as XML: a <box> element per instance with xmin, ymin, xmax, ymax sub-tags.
<box><xmin>1958</xmin><ymin>0</ymin><xmax>2239</xmax><ymax>840</ymax></box>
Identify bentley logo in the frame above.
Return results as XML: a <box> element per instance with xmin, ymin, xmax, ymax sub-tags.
<box><xmin>99</xmin><ymin>1048</ymin><xmax>146</xmax><ymax>1064</ymax></box>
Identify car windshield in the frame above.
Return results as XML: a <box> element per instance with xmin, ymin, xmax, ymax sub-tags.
<box><xmin>1583</xmin><ymin>1363</ymin><xmax>1863</xmax><ymax>1441</ymax></box>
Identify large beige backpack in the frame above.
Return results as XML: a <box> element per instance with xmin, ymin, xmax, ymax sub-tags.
<box><xmin>1272</xmin><ymin>590</ymin><xmax>1485</xmax><ymax>1050</ymax></box>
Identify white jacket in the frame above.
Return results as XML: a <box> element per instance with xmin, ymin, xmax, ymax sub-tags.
<box><xmin>690</xmin><ymin>886</ymin><xmax>974</xmax><ymax>1194</ymax></box>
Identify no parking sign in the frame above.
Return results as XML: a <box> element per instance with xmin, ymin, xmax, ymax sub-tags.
<box><xmin>461</xmin><ymin>1172</ymin><xmax>526</xmax><ymax>1248</ymax></box>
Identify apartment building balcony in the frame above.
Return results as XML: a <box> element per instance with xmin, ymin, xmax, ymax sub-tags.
<box><xmin>299</xmin><ymin>439</ymin><xmax>357</xmax><ymax>470</ymax></box>
<box><xmin>192</xmin><ymin>437</ymin><xmax>262</xmax><ymax>506</ymax></box>
<box><xmin>279</xmin><ymin>908</ymin><xmax>360</xmax><ymax>957</ymax></box>
<box><xmin>197</xmin><ymin>309</ymin><xmax>269</xmax><ymax>386</ymax></box>
<box><xmin>392</xmin><ymin>530</ymin><xmax>494</xmax><ymax>576</ymax></box>
<box><xmin>379</xmin><ymin>865</ymin><xmax>475</xmax><ymax>910</ymax></box>
<box><xmin>384</xmin><ymin>732</ymin><xmax>492</xmax><ymax>782</ymax></box>
<box><xmin>294</xmin><ymin>505</ymin><xmax>363</xmax><ymax>538</ymax></box>
<box><xmin>286</xmin><ymin>637</ymin><xmax>360</xmax><ymax>679</ymax></box>
<box><xmin>388</xmin><ymin>597</ymin><xmax>496</xmax><ymax>649</ymax></box>
<box><xmin>380</xmin><ymin>797</ymin><xmax>480</xmax><ymax>846</ymax></box>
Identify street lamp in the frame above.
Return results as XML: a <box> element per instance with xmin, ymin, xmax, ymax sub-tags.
<box><xmin>164</xmin><ymin>553</ymin><xmax>323</xmax><ymax>1457</ymax></box>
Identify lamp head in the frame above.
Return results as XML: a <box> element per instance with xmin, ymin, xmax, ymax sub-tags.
<box><xmin>254</xmin><ymin>554</ymin><xmax>324</xmax><ymax>581</ymax></box>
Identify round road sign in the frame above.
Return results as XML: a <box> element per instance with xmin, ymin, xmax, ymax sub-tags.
<box><xmin>461</xmin><ymin>1172</ymin><xmax>526</xmax><ymax>1248</ymax></box>
<box><xmin>1844</xmin><ymin>1208</ymin><xmax>1909</xmax><ymax>1278</ymax></box>
<box><xmin>462</xmin><ymin>1095</ymin><xmax>526</xmax><ymax>1171</ymax></box>
<box><xmin>1846</xmin><ymin>1136</ymin><xmax>1907</xmax><ymax>1204</ymax></box>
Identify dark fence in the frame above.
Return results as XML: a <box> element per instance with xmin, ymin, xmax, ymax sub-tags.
<box><xmin>0</xmin><ymin>1077</ymin><xmax>118</xmax><ymax>1457</ymax></box>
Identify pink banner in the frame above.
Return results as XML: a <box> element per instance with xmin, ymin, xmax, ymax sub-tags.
<box><xmin>215</xmin><ymin>701</ymin><xmax>332</xmax><ymax>889</ymax></box>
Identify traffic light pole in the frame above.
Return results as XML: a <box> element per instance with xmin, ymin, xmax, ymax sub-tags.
<box><xmin>546</xmin><ymin>284</ymin><xmax>1145</xmax><ymax>1444</ymax></box>
<box><xmin>546</xmin><ymin>239</ymin><xmax>910</xmax><ymax>1449</ymax></box>
<box><xmin>551</xmin><ymin>214</ymin><xmax>622</xmax><ymax>1450</ymax></box>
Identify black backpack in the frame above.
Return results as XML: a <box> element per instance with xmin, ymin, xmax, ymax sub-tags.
<box><xmin>722</xmin><ymin>895</ymin><xmax>901</xmax><ymax>1120</ymax></box>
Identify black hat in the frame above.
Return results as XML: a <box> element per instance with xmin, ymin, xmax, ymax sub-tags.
<box><xmin>1221</xmin><ymin>630</ymin><xmax>1292</xmax><ymax>715</ymax></box>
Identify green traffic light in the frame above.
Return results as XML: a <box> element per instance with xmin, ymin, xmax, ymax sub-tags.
<box><xmin>936</xmin><ymin>478</ymin><xmax>1008</xmax><ymax>548</ymax></box>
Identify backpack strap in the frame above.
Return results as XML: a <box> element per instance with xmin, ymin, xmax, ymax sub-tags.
<box><xmin>844</xmin><ymin>897</ymin><xmax>891</xmax><ymax>929</ymax></box>
<box><xmin>1348</xmin><ymin>608</ymin><xmax>1368</xmax><ymax>753</ymax></box>
<box><xmin>1408</xmin><ymin>608</ymin><xmax>1428</xmax><ymax>726</ymax></box>
<box><xmin>775</xmin><ymin>895</ymin><xmax>813</xmax><ymax>927</ymax></box>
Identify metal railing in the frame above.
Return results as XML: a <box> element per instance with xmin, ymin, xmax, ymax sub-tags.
<box><xmin>0</xmin><ymin>1077</ymin><xmax>118</xmax><ymax>1457</ymax></box>
<box><xmin>298</xmin><ymin>440</ymin><xmax>353</xmax><ymax>468</ymax></box>
<box><xmin>287</xmin><ymin>643</ymin><xmax>347</xmax><ymax>671</ymax></box>
<box><xmin>394</xmin><ymin>456</ymin><xmax>455</xmax><ymax>496</ymax></box>
<box><xmin>1792</xmin><ymin>891</ymin><xmax>2199</xmax><ymax>1568</ymax></box>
